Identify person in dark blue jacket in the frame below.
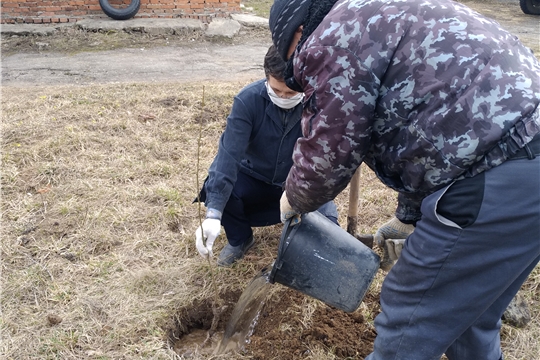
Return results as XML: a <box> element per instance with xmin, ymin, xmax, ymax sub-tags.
<box><xmin>195</xmin><ymin>45</ymin><xmax>338</xmax><ymax>267</ymax></box>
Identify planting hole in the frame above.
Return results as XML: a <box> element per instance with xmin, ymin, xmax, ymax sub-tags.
<box><xmin>165</xmin><ymin>289</ymin><xmax>241</xmax><ymax>357</ymax></box>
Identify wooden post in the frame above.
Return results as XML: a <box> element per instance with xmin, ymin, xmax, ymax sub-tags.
<box><xmin>346</xmin><ymin>166</ymin><xmax>374</xmax><ymax>248</ymax></box>
<box><xmin>347</xmin><ymin>166</ymin><xmax>361</xmax><ymax>236</ymax></box>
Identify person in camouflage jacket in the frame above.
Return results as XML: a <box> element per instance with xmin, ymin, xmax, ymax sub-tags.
<box><xmin>270</xmin><ymin>0</ymin><xmax>540</xmax><ymax>359</ymax></box>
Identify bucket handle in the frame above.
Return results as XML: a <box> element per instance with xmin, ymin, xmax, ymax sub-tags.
<box><xmin>273</xmin><ymin>216</ymin><xmax>300</xmax><ymax>272</ymax></box>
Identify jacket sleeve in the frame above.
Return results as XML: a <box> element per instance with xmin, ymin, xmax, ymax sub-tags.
<box><xmin>285</xmin><ymin>45</ymin><xmax>379</xmax><ymax>213</ymax></box>
<box><xmin>395</xmin><ymin>192</ymin><xmax>423</xmax><ymax>225</ymax></box>
<box><xmin>204</xmin><ymin>95</ymin><xmax>253</xmax><ymax>213</ymax></box>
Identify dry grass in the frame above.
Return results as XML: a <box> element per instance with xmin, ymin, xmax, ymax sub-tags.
<box><xmin>0</xmin><ymin>21</ymin><xmax>218</xmax><ymax>57</ymax></box>
<box><xmin>1</xmin><ymin>82</ymin><xmax>245</xmax><ymax>359</ymax></box>
<box><xmin>1</xmin><ymin>81</ymin><xmax>539</xmax><ymax>359</ymax></box>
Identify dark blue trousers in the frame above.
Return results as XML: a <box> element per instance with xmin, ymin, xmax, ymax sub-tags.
<box><xmin>220</xmin><ymin>172</ymin><xmax>339</xmax><ymax>246</ymax></box>
<box><xmin>367</xmin><ymin>155</ymin><xmax>540</xmax><ymax>360</ymax></box>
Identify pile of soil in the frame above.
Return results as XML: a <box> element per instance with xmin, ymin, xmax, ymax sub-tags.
<box><xmin>246</xmin><ymin>288</ymin><xmax>380</xmax><ymax>359</ymax></box>
<box><xmin>166</xmin><ymin>283</ymin><xmax>382</xmax><ymax>359</ymax></box>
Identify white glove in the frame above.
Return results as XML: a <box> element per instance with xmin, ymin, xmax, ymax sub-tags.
<box><xmin>386</xmin><ymin>239</ymin><xmax>406</xmax><ymax>261</ymax></box>
<box><xmin>374</xmin><ymin>217</ymin><xmax>414</xmax><ymax>247</ymax></box>
<box><xmin>280</xmin><ymin>191</ymin><xmax>301</xmax><ymax>225</ymax></box>
<box><xmin>195</xmin><ymin>218</ymin><xmax>221</xmax><ymax>258</ymax></box>
<box><xmin>374</xmin><ymin>217</ymin><xmax>414</xmax><ymax>271</ymax></box>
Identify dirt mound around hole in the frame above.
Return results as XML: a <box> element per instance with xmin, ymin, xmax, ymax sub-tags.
<box><xmin>164</xmin><ymin>284</ymin><xmax>379</xmax><ymax>359</ymax></box>
<box><xmin>246</xmin><ymin>288</ymin><xmax>379</xmax><ymax>359</ymax></box>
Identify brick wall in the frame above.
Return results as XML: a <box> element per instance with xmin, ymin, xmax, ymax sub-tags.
<box><xmin>1</xmin><ymin>0</ymin><xmax>242</xmax><ymax>24</ymax></box>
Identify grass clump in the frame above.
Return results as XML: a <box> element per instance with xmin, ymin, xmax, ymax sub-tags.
<box><xmin>1</xmin><ymin>81</ymin><xmax>539</xmax><ymax>360</ymax></box>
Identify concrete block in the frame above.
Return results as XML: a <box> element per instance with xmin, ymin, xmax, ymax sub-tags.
<box><xmin>231</xmin><ymin>14</ymin><xmax>268</xmax><ymax>29</ymax></box>
<box><xmin>205</xmin><ymin>18</ymin><xmax>241</xmax><ymax>38</ymax></box>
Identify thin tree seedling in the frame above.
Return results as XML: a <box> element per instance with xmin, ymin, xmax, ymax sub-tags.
<box><xmin>195</xmin><ymin>85</ymin><xmax>225</xmax><ymax>347</ymax></box>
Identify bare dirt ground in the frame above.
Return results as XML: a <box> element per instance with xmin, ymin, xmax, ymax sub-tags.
<box><xmin>1</xmin><ymin>0</ymin><xmax>539</xmax><ymax>87</ymax></box>
<box><xmin>1</xmin><ymin>1</ymin><xmax>539</xmax><ymax>360</ymax></box>
<box><xmin>1</xmin><ymin>26</ymin><xmax>273</xmax><ymax>86</ymax></box>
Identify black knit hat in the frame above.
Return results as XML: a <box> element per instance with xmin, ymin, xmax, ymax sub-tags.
<box><xmin>269</xmin><ymin>0</ymin><xmax>312</xmax><ymax>61</ymax></box>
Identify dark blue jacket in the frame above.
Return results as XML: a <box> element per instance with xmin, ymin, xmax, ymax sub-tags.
<box><xmin>203</xmin><ymin>79</ymin><xmax>303</xmax><ymax>213</ymax></box>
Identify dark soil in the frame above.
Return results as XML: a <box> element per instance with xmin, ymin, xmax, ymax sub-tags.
<box><xmin>165</xmin><ymin>285</ymin><xmax>380</xmax><ymax>359</ymax></box>
<box><xmin>247</xmin><ymin>289</ymin><xmax>379</xmax><ymax>359</ymax></box>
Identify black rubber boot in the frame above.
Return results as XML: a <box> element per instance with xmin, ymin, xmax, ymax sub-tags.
<box><xmin>217</xmin><ymin>236</ymin><xmax>255</xmax><ymax>267</ymax></box>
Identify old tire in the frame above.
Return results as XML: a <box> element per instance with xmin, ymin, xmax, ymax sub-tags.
<box><xmin>99</xmin><ymin>0</ymin><xmax>141</xmax><ymax>20</ymax></box>
<box><xmin>520</xmin><ymin>0</ymin><xmax>540</xmax><ymax>15</ymax></box>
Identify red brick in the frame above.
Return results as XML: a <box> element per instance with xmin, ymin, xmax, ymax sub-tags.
<box><xmin>1</xmin><ymin>0</ymin><xmax>241</xmax><ymax>21</ymax></box>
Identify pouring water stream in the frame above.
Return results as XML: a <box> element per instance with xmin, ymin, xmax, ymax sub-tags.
<box><xmin>213</xmin><ymin>266</ymin><xmax>273</xmax><ymax>354</ymax></box>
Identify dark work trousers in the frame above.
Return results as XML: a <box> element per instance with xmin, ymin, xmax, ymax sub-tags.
<box><xmin>367</xmin><ymin>155</ymin><xmax>540</xmax><ymax>360</ymax></box>
<box><xmin>221</xmin><ymin>171</ymin><xmax>339</xmax><ymax>246</ymax></box>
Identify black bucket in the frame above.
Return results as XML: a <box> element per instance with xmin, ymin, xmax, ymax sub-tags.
<box><xmin>269</xmin><ymin>211</ymin><xmax>380</xmax><ymax>312</ymax></box>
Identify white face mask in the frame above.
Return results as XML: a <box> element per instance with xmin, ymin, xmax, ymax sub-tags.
<box><xmin>265</xmin><ymin>81</ymin><xmax>304</xmax><ymax>109</ymax></box>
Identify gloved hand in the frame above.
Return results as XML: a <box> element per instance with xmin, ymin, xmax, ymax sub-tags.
<box><xmin>386</xmin><ymin>239</ymin><xmax>406</xmax><ymax>261</ymax></box>
<box><xmin>280</xmin><ymin>191</ymin><xmax>301</xmax><ymax>225</ymax></box>
<box><xmin>374</xmin><ymin>217</ymin><xmax>414</xmax><ymax>271</ymax></box>
<box><xmin>195</xmin><ymin>218</ymin><xmax>221</xmax><ymax>258</ymax></box>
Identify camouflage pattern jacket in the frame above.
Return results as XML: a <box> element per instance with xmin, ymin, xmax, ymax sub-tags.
<box><xmin>286</xmin><ymin>0</ymin><xmax>540</xmax><ymax>222</ymax></box>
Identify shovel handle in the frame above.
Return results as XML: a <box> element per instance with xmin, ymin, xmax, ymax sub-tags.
<box><xmin>347</xmin><ymin>166</ymin><xmax>362</xmax><ymax>235</ymax></box>
<box><xmin>355</xmin><ymin>234</ymin><xmax>374</xmax><ymax>249</ymax></box>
